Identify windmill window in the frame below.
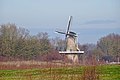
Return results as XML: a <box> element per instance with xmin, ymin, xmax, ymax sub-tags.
<box><xmin>70</xmin><ymin>49</ymin><xmax>72</xmax><ymax>51</ymax></box>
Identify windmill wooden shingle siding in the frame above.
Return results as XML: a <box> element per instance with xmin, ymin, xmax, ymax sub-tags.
<box><xmin>56</xmin><ymin>16</ymin><xmax>84</xmax><ymax>63</ymax></box>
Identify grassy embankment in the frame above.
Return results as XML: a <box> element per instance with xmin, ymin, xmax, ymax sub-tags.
<box><xmin>0</xmin><ymin>64</ymin><xmax>120</xmax><ymax>80</ymax></box>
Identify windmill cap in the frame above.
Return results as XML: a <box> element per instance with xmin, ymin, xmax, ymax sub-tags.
<box><xmin>68</xmin><ymin>31</ymin><xmax>77</xmax><ymax>36</ymax></box>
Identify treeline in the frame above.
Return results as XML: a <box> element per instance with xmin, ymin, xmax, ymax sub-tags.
<box><xmin>0</xmin><ymin>23</ymin><xmax>51</xmax><ymax>60</ymax></box>
<box><xmin>78</xmin><ymin>33</ymin><xmax>120</xmax><ymax>62</ymax></box>
<box><xmin>0</xmin><ymin>23</ymin><xmax>120</xmax><ymax>62</ymax></box>
<box><xmin>97</xmin><ymin>33</ymin><xmax>120</xmax><ymax>62</ymax></box>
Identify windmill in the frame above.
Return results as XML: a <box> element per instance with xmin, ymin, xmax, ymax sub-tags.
<box><xmin>56</xmin><ymin>16</ymin><xmax>84</xmax><ymax>63</ymax></box>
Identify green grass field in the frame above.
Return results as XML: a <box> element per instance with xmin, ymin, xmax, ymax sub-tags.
<box><xmin>0</xmin><ymin>64</ymin><xmax>120</xmax><ymax>80</ymax></box>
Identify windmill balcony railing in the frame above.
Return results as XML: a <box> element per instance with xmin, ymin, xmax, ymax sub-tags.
<box><xmin>59</xmin><ymin>51</ymin><xmax>84</xmax><ymax>54</ymax></box>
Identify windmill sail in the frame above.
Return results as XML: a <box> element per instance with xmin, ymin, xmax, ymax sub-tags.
<box><xmin>66</xmin><ymin>16</ymin><xmax>72</xmax><ymax>38</ymax></box>
<box><xmin>55</xmin><ymin>30</ymin><xmax>66</xmax><ymax>34</ymax></box>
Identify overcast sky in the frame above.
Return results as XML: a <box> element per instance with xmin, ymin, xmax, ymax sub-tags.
<box><xmin>0</xmin><ymin>0</ymin><xmax>120</xmax><ymax>44</ymax></box>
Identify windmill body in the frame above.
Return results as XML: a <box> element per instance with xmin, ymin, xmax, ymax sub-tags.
<box><xmin>56</xmin><ymin>16</ymin><xmax>84</xmax><ymax>63</ymax></box>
